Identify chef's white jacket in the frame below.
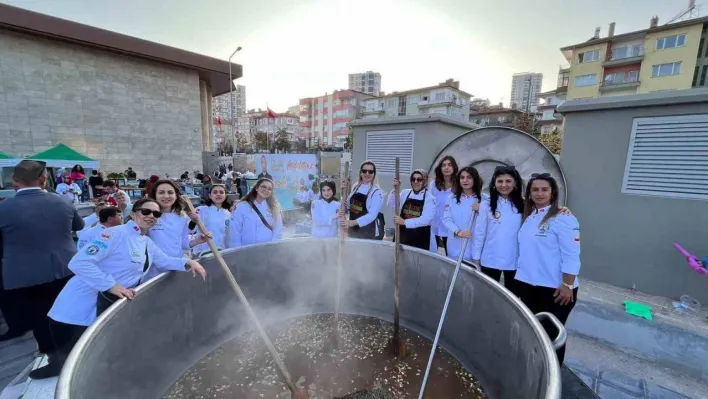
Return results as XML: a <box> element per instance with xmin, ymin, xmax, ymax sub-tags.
<box><xmin>386</xmin><ymin>188</ymin><xmax>436</xmax><ymax>229</ymax></box>
<box><xmin>144</xmin><ymin>212</ymin><xmax>191</xmax><ymax>280</ymax></box>
<box><xmin>191</xmin><ymin>205</ymin><xmax>231</xmax><ymax>254</ymax></box>
<box><xmin>56</xmin><ymin>182</ymin><xmax>82</xmax><ymax>203</ymax></box>
<box><xmin>442</xmin><ymin>193</ymin><xmax>488</xmax><ymax>261</ymax></box>
<box><xmin>229</xmin><ymin>200</ymin><xmax>283</xmax><ymax>247</ymax></box>
<box><xmin>77</xmin><ymin>224</ymin><xmax>107</xmax><ymax>250</ymax></box>
<box><xmin>311</xmin><ymin>199</ymin><xmax>340</xmax><ymax>238</ymax></box>
<box><xmin>515</xmin><ymin>205</ymin><xmax>581</xmax><ymax>289</ymax></box>
<box><xmin>471</xmin><ymin>197</ymin><xmax>522</xmax><ymax>271</ymax></box>
<box><xmin>81</xmin><ymin>213</ymin><xmax>99</xmax><ymax>232</ymax></box>
<box><xmin>428</xmin><ymin>181</ymin><xmax>453</xmax><ymax>238</ymax></box>
<box><xmin>48</xmin><ymin>221</ymin><xmax>188</xmax><ymax>326</ymax></box>
<box><xmin>345</xmin><ymin>183</ymin><xmax>384</xmax><ymax>235</ymax></box>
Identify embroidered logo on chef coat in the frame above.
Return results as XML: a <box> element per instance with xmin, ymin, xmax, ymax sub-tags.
<box><xmin>133</xmin><ymin>225</ymin><xmax>140</xmax><ymax>232</ymax></box>
<box><xmin>86</xmin><ymin>245</ymin><xmax>100</xmax><ymax>255</ymax></box>
<box><xmin>444</xmin><ymin>204</ymin><xmax>450</xmax><ymax>211</ymax></box>
<box><xmin>492</xmin><ymin>211</ymin><xmax>502</xmax><ymax>220</ymax></box>
<box><xmin>100</xmin><ymin>232</ymin><xmax>112</xmax><ymax>240</ymax></box>
<box><xmin>535</xmin><ymin>223</ymin><xmax>549</xmax><ymax>237</ymax></box>
<box><xmin>574</xmin><ymin>236</ymin><xmax>580</xmax><ymax>243</ymax></box>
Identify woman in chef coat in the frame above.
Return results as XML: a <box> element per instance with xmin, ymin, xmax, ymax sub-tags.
<box><xmin>442</xmin><ymin>166</ymin><xmax>486</xmax><ymax>261</ymax></box>
<box><xmin>513</xmin><ymin>173</ymin><xmax>580</xmax><ymax>365</ymax></box>
<box><xmin>56</xmin><ymin>176</ymin><xmax>82</xmax><ymax>204</ymax></box>
<box><xmin>471</xmin><ymin>165</ymin><xmax>525</xmax><ymax>286</ymax></box>
<box><xmin>229</xmin><ymin>178</ymin><xmax>283</xmax><ymax>247</ymax></box>
<box><xmin>310</xmin><ymin>180</ymin><xmax>340</xmax><ymax>238</ymax></box>
<box><xmin>339</xmin><ymin>160</ymin><xmax>384</xmax><ymax>240</ymax></box>
<box><xmin>191</xmin><ymin>184</ymin><xmax>232</xmax><ymax>256</ymax></box>
<box><xmin>145</xmin><ymin>180</ymin><xmax>206</xmax><ymax>280</ymax></box>
<box><xmin>429</xmin><ymin>156</ymin><xmax>459</xmax><ymax>255</ymax></box>
<box><xmin>388</xmin><ymin>169</ymin><xmax>436</xmax><ymax>251</ymax></box>
<box><xmin>41</xmin><ymin>199</ymin><xmax>207</xmax><ymax>379</ymax></box>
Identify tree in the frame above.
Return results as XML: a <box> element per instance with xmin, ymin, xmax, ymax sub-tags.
<box><xmin>254</xmin><ymin>131</ymin><xmax>268</xmax><ymax>151</ymax></box>
<box><xmin>274</xmin><ymin>127</ymin><xmax>291</xmax><ymax>153</ymax></box>
<box><xmin>538</xmin><ymin>128</ymin><xmax>563</xmax><ymax>154</ymax></box>
<box><xmin>512</xmin><ymin>113</ymin><xmax>539</xmax><ymax>135</ymax></box>
<box><xmin>235</xmin><ymin>134</ymin><xmax>248</xmax><ymax>152</ymax></box>
<box><xmin>345</xmin><ymin>119</ymin><xmax>354</xmax><ymax>151</ymax></box>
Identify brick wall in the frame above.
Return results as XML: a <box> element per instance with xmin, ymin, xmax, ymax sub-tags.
<box><xmin>0</xmin><ymin>30</ymin><xmax>204</xmax><ymax>177</ymax></box>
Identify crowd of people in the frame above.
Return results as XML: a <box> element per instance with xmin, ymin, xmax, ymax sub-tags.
<box><xmin>0</xmin><ymin>154</ymin><xmax>581</xmax><ymax>385</ymax></box>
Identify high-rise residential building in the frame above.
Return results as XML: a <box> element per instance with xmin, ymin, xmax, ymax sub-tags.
<box><xmin>561</xmin><ymin>16</ymin><xmax>708</xmax><ymax>100</ymax></box>
<box><xmin>212</xmin><ymin>85</ymin><xmax>247</xmax><ymax>148</ymax></box>
<box><xmin>299</xmin><ymin>90</ymin><xmax>375</xmax><ymax>148</ymax></box>
<box><xmin>361</xmin><ymin>79</ymin><xmax>472</xmax><ymax>122</ymax></box>
<box><xmin>348</xmin><ymin>71</ymin><xmax>382</xmax><ymax>96</ymax></box>
<box><xmin>510</xmin><ymin>72</ymin><xmax>543</xmax><ymax>112</ymax></box>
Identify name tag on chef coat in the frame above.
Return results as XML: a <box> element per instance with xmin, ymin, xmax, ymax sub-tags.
<box><xmin>128</xmin><ymin>241</ymin><xmax>147</xmax><ymax>265</ymax></box>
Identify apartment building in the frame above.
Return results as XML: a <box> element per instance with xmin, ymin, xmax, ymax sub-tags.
<box><xmin>212</xmin><ymin>85</ymin><xmax>247</xmax><ymax>147</ymax></box>
<box><xmin>561</xmin><ymin>16</ymin><xmax>708</xmax><ymax>99</ymax></box>
<box><xmin>348</xmin><ymin>71</ymin><xmax>382</xmax><ymax>96</ymax></box>
<box><xmin>361</xmin><ymin>79</ymin><xmax>472</xmax><ymax>122</ymax></box>
<box><xmin>470</xmin><ymin>105</ymin><xmax>524</xmax><ymax>128</ymax></box>
<box><xmin>536</xmin><ymin>68</ymin><xmax>569</xmax><ymax>134</ymax></box>
<box><xmin>299</xmin><ymin>90</ymin><xmax>375</xmax><ymax>148</ymax></box>
<box><xmin>248</xmin><ymin>109</ymin><xmax>301</xmax><ymax>143</ymax></box>
<box><xmin>510</xmin><ymin>73</ymin><xmax>543</xmax><ymax>112</ymax></box>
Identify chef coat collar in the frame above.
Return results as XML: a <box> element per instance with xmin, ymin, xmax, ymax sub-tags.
<box><xmin>533</xmin><ymin>205</ymin><xmax>551</xmax><ymax>214</ymax></box>
<box><xmin>126</xmin><ymin>220</ymin><xmax>144</xmax><ymax>236</ymax></box>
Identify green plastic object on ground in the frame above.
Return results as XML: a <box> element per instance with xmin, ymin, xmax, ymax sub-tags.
<box><xmin>624</xmin><ymin>300</ymin><xmax>653</xmax><ymax>321</ymax></box>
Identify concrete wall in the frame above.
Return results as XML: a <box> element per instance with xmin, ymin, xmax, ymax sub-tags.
<box><xmin>0</xmin><ymin>30</ymin><xmax>204</xmax><ymax>177</ymax></box>
<box><xmin>559</xmin><ymin>91</ymin><xmax>708</xmax><ymax>303</ymax></box>
<box><xmin>351</xmin><ymin>116</ymin><xmax>474</xmax><ymax>225</ymax></box>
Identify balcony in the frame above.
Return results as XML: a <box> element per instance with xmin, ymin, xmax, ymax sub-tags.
<box><xmin>417</xmin><ymin>95</ymin><xmax>464</xmax><ymax>108</ymax></box>
<box><xmin>600</xmin><ymin>74</ymin><xmax>640</xmax><ymax>91</ymax></box>
<box><xmin>602</xmin><ymin>45</ymin><xmax>644</xmax><ymax>67</ymax></box>
<box><xmin>362</xmin><ymin>106</ymin><xmax>385</xmax><ymax>115</ymax></box>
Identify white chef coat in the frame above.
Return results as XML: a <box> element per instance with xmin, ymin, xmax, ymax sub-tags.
<box><xmin>346</xmin><ymin>183</ymin><xmax>384</xmax><ymax>236</ymax></box>
<box><xmin>306</xmin><ymin>189</ymin><xmax>318</xmax><ymax>202</ymax></box>
<box><xmin>56</xmin><ymin>182</ymin><xmax>82</xmax><ymax>203</ymax></box>
<box><xmin>471</xmin><ymin>197</ymin><xmax>523</xmax><ymax>271</ymax></box>
<box><xmin>144</xmin><ymin>212</ymin><xmax>191</xmax><ymax>280</ymax></box>
<box><xmin>48</xmin><ymin>221</ymin><xmax>188</xmax><ymax>326</ymax></box>
<box><xmin>311</xmin><ymin>199</ymin><xmax>340</xmax><ymax>238</ymax></box>
<box><xmin>296</xmin><ymin>190</ymin><xmax>310</xmax><ymax>203</ymax></box>
<box><xmin>77</xmin><ymin>224</ymin><xmax>107</xmax><ymax>250</ymax></box>
<box><xmin>81</xmin><ymin>213</ymin><xmax>99</xmax><ymax>232</ymax></box>
<box><xmin>191</xmin><ymin>205</ymin><xmax>231</xmax><ymax>254</ymax></box>
<box><xmin>442</xmin><ymin>192</ymin><xmax>488</xmax><ymax>261</ymax></box>
<box><xmin>515</xmin><ymin>206</ymin><xmax>581</xmax><ymax>289</ymax></box>
<box><xmin>386</xmin><ymin>188</ymin><xmax>436</xmax><ymax>229</ymax></box>
<box><xmin>229</xmin><ymin>200</ymin><xmax>283</xmax><ymax>247</ymax></box>
<box><xmin>428</xmin><ymin>181</ymin><xmax>453</xmax><ymax>238</ymax></box>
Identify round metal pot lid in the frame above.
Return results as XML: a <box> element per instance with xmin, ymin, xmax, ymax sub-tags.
<box><xmin>428</xmin><ymin>126</ymin><xmax>567</xmax><ymax>205</ymax></box>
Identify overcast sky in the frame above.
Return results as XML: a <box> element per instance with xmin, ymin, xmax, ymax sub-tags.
<box><xmin>2</xmin><ymin>0</ymin><xmax>704</xmax><ymax>111</ymax></box>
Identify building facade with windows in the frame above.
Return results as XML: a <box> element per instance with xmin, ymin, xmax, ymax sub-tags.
<box><xmin>299</xmin><ymin>90</ymin><xmax>374</xmax><ymax>148</ymax></box>
<box><xmin>348</xmin><ymin>71</ymin><xmax>382</xmax><ymax>96</ymax></box>
<box><xmin>212</xmin><ymin>85</ymin><xmax>247</xmax><ymax>148</ymax></box>
<box><xmin>469</xmin><ymin>106</ymin><xmax>523</xmax><ymax>128</ymax></box>
<box><xmin>510</xmin><ymin>72</ymin><xmax>543</xmax><ymax>112</ymax></box>
<box><xmin>561</xmin><ymin>16</ymin><xmax>708</xmax><ymax>100</ymax></box>
<box><xmin>248</xmin><ymin>109</ymin><xmax>301</xmax><ymax>144</ymax></box>
<box><xmin>361</xmin><ymin>79</ymin><xmax>472</xmax><ymax>123</ymax></box>
<box><xmin>536</xmin><ymin>67</ymin><xmax>569</xmax><ymax>134</ymax></box>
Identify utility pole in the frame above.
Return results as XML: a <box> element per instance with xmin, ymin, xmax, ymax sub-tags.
<box><xmin>228</xmin><ymin>46</ymin><xmax>242</xmax><ymax>154</ymax></box>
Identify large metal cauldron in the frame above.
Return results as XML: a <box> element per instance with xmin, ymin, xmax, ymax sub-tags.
<box><xmin>57</xmin><ymin>239</ymin><xmax>563</xmax><ymax>398</ymax></box>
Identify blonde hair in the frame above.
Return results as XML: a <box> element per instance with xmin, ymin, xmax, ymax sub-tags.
<box><xmin>354</xmin><ymin>160</ymin><xmax>379</xmax><ymax>189</ymax></box>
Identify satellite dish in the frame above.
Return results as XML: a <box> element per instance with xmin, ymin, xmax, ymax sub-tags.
<box><xmin>427</xmin><ymin>126</ymin><xmax>567</xmax><ymax>205</ymax></box>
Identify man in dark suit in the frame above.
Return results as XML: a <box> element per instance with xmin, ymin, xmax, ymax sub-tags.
<box><xmin>0</xmin><ymin>160</ymin><xmax>83</xmax><ymax>379</ymax></box>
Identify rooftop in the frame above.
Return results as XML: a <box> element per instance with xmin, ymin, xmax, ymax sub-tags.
<box><xmin>368</xmin><ymin>80</ymin><xmax>473</xmax><ymax>100</ymax></box>
<box><xmin>470</xmin><ymin>107</ymin><xmax>523</xmax><ymax>116</ymax></box>
<box><xmin>0</xmin><ymin>3</ymin><xmax>242</xmax><ymax>96</ymax></box>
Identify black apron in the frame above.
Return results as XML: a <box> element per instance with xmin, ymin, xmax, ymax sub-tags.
<box><xmin>397</xmin><ymin>189</ymin><xmax>431</xmax><ymax>250</ymax></box>
<box><xmin>348</xmin><ymin>185</ymin><xmax>378</xmax><ymax>239</ymax></box>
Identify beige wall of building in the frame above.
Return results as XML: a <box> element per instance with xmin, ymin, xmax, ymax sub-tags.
<box><xmin>638</xmin><ymin>24</ymin><xmax>702</xmax><ymax>93</ymax></box>
<box><xmin>567</xmin><ymin>43</ymin><xmax>607</xmax><ymax>99</ymax></box>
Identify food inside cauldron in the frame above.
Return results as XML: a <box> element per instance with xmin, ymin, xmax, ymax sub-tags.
<box><xmin>163</xmin><ymin>314</ymin><xmax>487</xmax><ymax>399</ymax></box>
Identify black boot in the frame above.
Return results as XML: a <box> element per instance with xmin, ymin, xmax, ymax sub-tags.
<box><xmin>29</xmin><ymin>354</ymin><xmax>61</xmax><ymax>380</ymax></box>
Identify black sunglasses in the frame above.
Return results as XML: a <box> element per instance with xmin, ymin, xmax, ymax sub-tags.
<box><xmin>360</xmin><ymin>169</ymin><xmax>375</xmax><ymax>175</ymax></box>
<box><xmin>530</xmin><ymin>173</ymin><xmax>551</xmax><ymax>179</ymax></box>
<box><xmin>135</xmin><ymin>208</ymin><xmax>163</xmax><ymax>218</ymax></box>
<box><xmin>411</xmin><ymin>177</ymin><xmax>425</xmax><ymax>182</ymax></box>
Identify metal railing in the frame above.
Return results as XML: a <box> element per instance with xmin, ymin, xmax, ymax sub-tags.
<box><xmin>609</xmin><ymin>45</ymin><xmax>644</xmax><ymax>61</ymax></box>
<box><xmin>602</xmin><ymin>74</ymin><xmax>639</xmax><ymax>86</ymax></box>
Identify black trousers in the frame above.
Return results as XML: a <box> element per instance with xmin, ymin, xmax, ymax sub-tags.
<box><xmin>49</xmin><ymin>318</ymin><xmax>87</xmax><ymax>366</ymax></box>
<box><xmin>435</xmin><ymin>235</ymin><xmax>448</xmax><ymax>255</ymax></box>
<box><xmin>480</xmin><ymin>266</ymin><xmax>516</xmax><ymax>291</ymax></box>
<box><xmin>0</xmin><ymin>269</ymin><xmax>29</xmax><ymax>335</ymax></box>
<box><xmin>96</xmin><ymin>291</ymin><xmax>122</xmax><ymax>317</ymax></box>
<box><xmin>3</xmin><ymin>277</ymin><xmax>71</xmax><ymax>354</ymax></box>
<box><xmin>511</xmin><ymin>280</ymin><xmax>578</xmax><ymax>365</ymax></box>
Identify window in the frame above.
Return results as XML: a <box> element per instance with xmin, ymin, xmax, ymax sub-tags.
<box><xmin>622</xmin><ymin>115</ymin><xmax>708</xmax><ymax>200</ymax></box>
<box><xmin>498</xmin><ymin>116</ymin><xmax>507</xmax><ymax>123</ymax></box>
<box><xmin>656</xmin><ymin>34</ymin><xmax>686</xmax><ymax>50</ymax></box>
<box><xmin>578</xmin><ymin>50</ymin><xmax>600</xmax><ymax>63</ymax></box>
<box><xmin>366</xmin><ymin>130</ymin><xmax>414</xmax><ymax>174</ymax></box>
<box><xmin>701</xmin><ymin>66</ymin><xmax>707</xmax><ymax>86</ymax></box>
<box><xmin>574</xmin><ymin>74</ymin><xmax>598</xmax><ymax>87</ymax></box>
<box><xmin>387</xmin><ymin>98</ymin><xmax>397</xmax><ymax>108</ymax></box>
<box><xmin>434</xmin><ymin>92</ymin><xmax>446</xmax><ymax>101</ymax></box>
<box><xmin>652</xmin><ymin>62</ymin><xmax>682</xmax><ymax>77</ymax></box>
<box><xmin>408</xmin><ymin>95</ymin><xmax>419</xmax><ymax>104</ymax></box>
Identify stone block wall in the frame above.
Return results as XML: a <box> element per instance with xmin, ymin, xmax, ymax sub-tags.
<box><xmin>0</xmin><ymin>30</ymin><xmax>204</xmax><ymax>177</ymax></box>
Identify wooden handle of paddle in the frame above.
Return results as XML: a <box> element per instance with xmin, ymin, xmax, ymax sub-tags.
<box><xmin>181</xmin><ymin>196</ymin><xmax>298</xmax><ymax>394</ymax></box>
<box><xmin>394</xmin><ymin>157</ymin><xmax>400</xmax><ymax>247</ymax></box>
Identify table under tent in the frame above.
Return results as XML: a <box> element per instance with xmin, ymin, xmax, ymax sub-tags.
<box><xmin>25</xmin><ymin>144</ymin><xmax>100</xmax><ymax>196</ymax></box>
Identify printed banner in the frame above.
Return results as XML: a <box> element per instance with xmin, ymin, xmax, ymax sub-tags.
<box><xmin>254</xmin><ymin>154</ymin><xmax>318</xmax><ymax>211</ymax></box>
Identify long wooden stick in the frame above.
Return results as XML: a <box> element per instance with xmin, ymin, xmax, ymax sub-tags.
<box><xmin>333</xmin><ymin>161</ymin><xmax>349</xmax><ymax>341</ymax></box>
<box><xmin>182</xmin><ymin>196</ymin><xmax>298</xmax><ymax>394</ymax></box>
<box><xmin>393</xmin><ymin>157</ymin><xmax>401</xmax><ymax>343</ymax></box>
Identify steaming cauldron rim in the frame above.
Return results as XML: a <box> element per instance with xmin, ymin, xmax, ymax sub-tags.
<box><xmin>56</xmin><ymin>237</ymin><xmax>562</xmax><ymax>399</ymax></box>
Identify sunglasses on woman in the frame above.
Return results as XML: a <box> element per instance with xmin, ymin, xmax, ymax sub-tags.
<box><xmin>360</xmin><ymin>169</ymin><xmax>375</xmax><ymax>175</ymax></box>
<box><xmin>411</xmin><ymin>177</ymin><xmax>425</xmax><ymax>182</ymax></box>
<box><xmin>135</xmin><ymin>208</ymin><xmax>163</xmax><ymax>218</ymax></box>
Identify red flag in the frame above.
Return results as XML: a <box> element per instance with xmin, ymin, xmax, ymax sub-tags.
<box><xmin>216</xmin><ymin>117</ymin><xmax>222</xmax><ymax>125</ymax></box>
<box><xmin>267</xmin><ymin>108</ymin><xmax>276</xmax><ymax>119</ymax></box>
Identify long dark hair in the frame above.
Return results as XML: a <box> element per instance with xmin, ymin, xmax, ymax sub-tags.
<box><xmin>148</xmin><ymin>179</ymin><xmax>186</xmax><ymax>215</ymax></box>
<box><xmin>453</xmin><ymin>166</ymin><xmax>483</xmax><ymax>204</ymax></box>
<box><xmin>204</xmin><ymin>184</ymin><xmax>233</xmax><ymax>209</ymax></box>
<box><xmin>434</xmin><ymin>155</ymin><xmax>459</xmax><ymax>191</ymax></box>
<box><xmin>71</xmin><ymin>164</ymin><xmax>84</xmax><ymax>173</ymax></box>
<box><xmin>522</xmin><ymin>173</ymin><xmax>560</xmax><ymax>225</ymax></box>
<box><xmin>240</xmin><ymin>178</ymin><xmax>281</xmax><ymax>221</ymax></box>
<box><xmin>489</xmin><ymin>165</ymin><xmax>524</xmax><ymax>215</ymax></box>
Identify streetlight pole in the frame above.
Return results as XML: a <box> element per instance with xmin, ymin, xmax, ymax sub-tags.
<box><xmin>228</xmin><ymin>46</ymin><xmax>242</xmax><ymax>154</ymax></box>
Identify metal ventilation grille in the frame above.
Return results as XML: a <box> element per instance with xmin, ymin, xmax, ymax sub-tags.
<box><xmin>622</xmin><ymin>115</ymin><xmax>708</xmax><ymax>200</ymax></box>
<box><xmin>365</xmin><ymin>130</ymin><xmax>414</xmax><ymax>174</ymax></box>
